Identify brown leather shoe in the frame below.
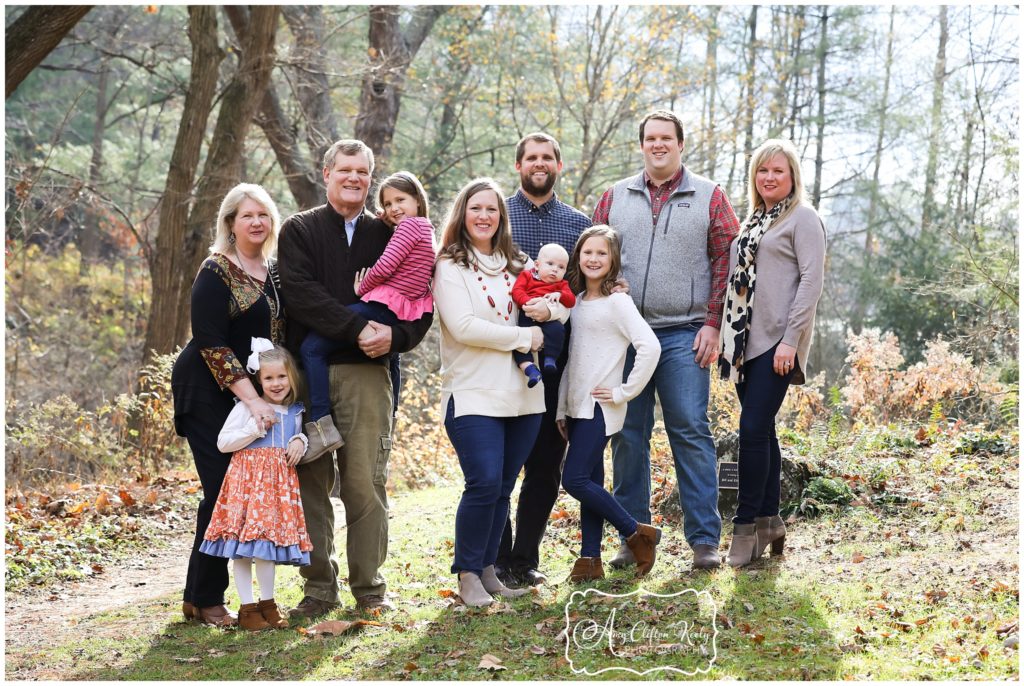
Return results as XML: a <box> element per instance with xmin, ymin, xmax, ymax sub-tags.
<box><xmin>356</xmin><ymin>594</ymin><xmax>396</xmax><ymax>615</ymax></box>
<box><xmin>625</xmin><ymin>523</ymin><xmax>662</xmax><ymax>576</ymax></box>
<box><xmin>181</xmin><ymin>601</ymin><xmax>197</xmax><ymax>621</ymax></box>
<box><xmin>288</xmin><ymin>595</ymin><xmax>340</xmax><ymax>619</ymax></box>
<box><xmin>568</xmin><ymin>557</ymin><xmax>605</xmax><ymax>583</ymax></box>
<box><xmin>257</xmin><ymin>598</ymin><xmax>288</xmax><ymax>629</ymax></box>
<box><xmin>197</xmin><ymin>604</ymin><xmax>238</xmax><ymax>627</ymax></box>
<box><xmin>238</xmin><ymin>602</ymin><xmax>271</xmax><ymax>631</ymax></box>
<box><xmin>692</xmin><ymin>544</ymin><xmax>722</xmax><ymax>570</ymax></box>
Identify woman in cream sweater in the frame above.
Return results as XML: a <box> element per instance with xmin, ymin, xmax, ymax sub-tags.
<box><xmin>718</xmin><ymin>139</ymin><xmax>826</xmax><ymax>567</ymax></box>
<box><xmin>432</xmin><ymin>178</ymin><xmax>569</xmax><ymax>607</ymax></box>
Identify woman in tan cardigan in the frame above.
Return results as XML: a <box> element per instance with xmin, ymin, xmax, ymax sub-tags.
<box><xmin>718</xmin><ymin>139</ymin><xmax>826</xmax><ymax>567</ymax></box>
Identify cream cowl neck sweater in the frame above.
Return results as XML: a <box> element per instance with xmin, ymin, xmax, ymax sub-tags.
<box><xmin>433</xmin><ymin>247</ymin><xmax>568</xmax><ymax>420</ymax></box>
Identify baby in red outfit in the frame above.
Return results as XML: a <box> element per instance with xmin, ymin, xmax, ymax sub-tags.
<box><xmin>511</xmin><ymin>243</ymin><xmax>576</xmax><ymax>387</ymax></box>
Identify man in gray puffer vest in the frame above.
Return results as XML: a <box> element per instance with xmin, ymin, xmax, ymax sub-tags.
<box><xmin>592</xmin><ymin>110</ymin><xmax>740</xmax><ymax>571</ymax></box>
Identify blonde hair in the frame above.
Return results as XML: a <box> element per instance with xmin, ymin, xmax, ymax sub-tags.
<box><xmin>255</xmin><ymin>346</ymin><xmax>302</xmax><ymax>406</ymax></box>
<box><xmin>567</xmin><ymin>225</ymin><xmax>622</xmax><ymax>296</ymax></box>
<box><xmin>746</xmin><ymin>138</ymin><xmax>805</xmax><ymax>224</ymax></box>
<box><xmin>438</xmin><ymin>178</ymin><xmax>526</xmax><ymax>275</ymax></box>
<box><xmin>209</xmin><ymin>183</ymin><xmax>282</xmax><ymax>260</ymax></box>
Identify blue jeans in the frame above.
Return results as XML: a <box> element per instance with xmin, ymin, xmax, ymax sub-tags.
<box><xmin>444</xmin><ymin>398</ymin><xmax>542</xmax><ymax>575</ymax></box>
<box><xmin>299</xmin><ymin>301</ymin><xmax>402</xmax><ymax>420</ymax></box>
<box><xmin>734</xmin><ymin>344</ymin><xmax>796</xmax><ymax>524</ymax></box>
<box><xmin>610</xmin><ymin>323</ymin><xmax>721</xmax><ymax>548</ymax></box>
<box><xmin>562</xmin><ymin>404</ymin><xmax>638</xmax><ymax>558</ymax></box>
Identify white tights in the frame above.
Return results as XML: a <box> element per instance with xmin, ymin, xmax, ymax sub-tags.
<box><xmin>232</xmin><ymin>557</ymin><xmax>276</xmax><ymax>605</ymax></box>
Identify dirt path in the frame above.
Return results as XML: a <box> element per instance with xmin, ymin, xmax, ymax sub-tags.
<box><xmin>4</xmin><ymin>527</ymin><xmax>191</xmax><ymax>659</ymax></box>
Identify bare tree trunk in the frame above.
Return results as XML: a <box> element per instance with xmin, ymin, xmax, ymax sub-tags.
<box><xmin>852</xmin><ymin>5</ymin><xmax>896</xmax><ymax>333</ymax></box>
<box><xmin>921</xmin><ymin>5</ymin><xmax>948</xmax><ymax>233</ymax></box>
<box><xmin>811</xmin><ymin>6</ymin><xmax>829</xmax><ymax>209</ymax></box>
<box><xmin>354</xmin><ymin>5</ymin><xmax>447</xmax><ymax>169</ymax></box>
<box><xmin>741</xmin><ymin>5</ymin><xmax>758</xmax><ymax>181</ymax></box>
<box><xmin>141</xmin><ymin>6</ymin><xmax>223</xmax><ymax>363</ymax></box>
<box><xmin>5</xmin><ymin>5</ymin><xmax>93</xmax><ymax>98</ymax></box>
<box><xmin>788</xmin><ymin>6</ymin><xmax>806</xmax><ymax>142</ymax></box>
<box><xmin>79</xmin><ymin>53</ymin><xmax>110</xmax><ymax>275</ymax></box>
<box><xmin>225</xmin><ymin>5</ymin><xmax>321</xmax><ymax>209</ymax></box>
<box><xmin>281</xmin><ymin>6</ymin><xmax>340</xmax><ymax>171</ymax></box>
<box><xmin>701</xmin><ymin>6</ymin><xmax>721</xmax><ymax>178</ymax></box>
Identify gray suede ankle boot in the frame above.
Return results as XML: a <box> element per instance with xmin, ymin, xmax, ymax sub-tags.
<box><xmin>458</xmin><ymin>572</ymin><xmax>493</xmax><ymax>607</ymax></box>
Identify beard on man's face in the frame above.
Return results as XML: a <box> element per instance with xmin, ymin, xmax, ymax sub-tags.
<box><xmin>520</xmin><ymin>169</ymin><xmax>557</xmax><ymax>197</ymax></box>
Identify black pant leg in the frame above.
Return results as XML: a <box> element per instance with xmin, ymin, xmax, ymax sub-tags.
<box><xmin>497</xmin><ymin>321</ymin><xmax>571</xmax><ymax>572</ymax></box>
<box><xmin>180</xmin><ymin>403</ymin><xmax>232</xmax><ymax>607</ymax></box>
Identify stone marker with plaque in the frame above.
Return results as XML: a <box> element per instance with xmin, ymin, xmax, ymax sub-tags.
<box><xmin>718</xmin><ymin>461</ymin><xmax>739</xmax><ymax>490</ymax></box>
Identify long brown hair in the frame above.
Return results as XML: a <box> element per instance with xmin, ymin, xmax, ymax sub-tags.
<box><xmin>376</xmin><ymin>170</ymin><xmax>431</xmax><ymax>220</ymax></box>
<box><xmin>567</xmin><ymin>225</ymin><xmax>622</xmax><ymax>296</ymax></box>
<box><xmin>437</xmin><ymin>178</ymin><xmax>526</xmax><ymax>274</ymax></box>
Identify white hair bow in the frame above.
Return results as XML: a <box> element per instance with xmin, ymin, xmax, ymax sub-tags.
<box><xmin>246</xmin><ymin>337</ymin><xmax>275</xmax><ymax>374</ymax></box>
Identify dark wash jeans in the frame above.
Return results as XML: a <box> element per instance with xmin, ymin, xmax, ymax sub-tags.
<box><xmin>734</xmin><ymin>342</ymin><xmax>797</xmax><ymax>524</ymax></box>
<box><xmin>444</xmin><ymin>398</ymin><xmax>542</xmax><ymax>575</ymax></box>
<box><xmin>562</xmin><ymin>404</ymin><xmax>638</xmax><ymax>558</ymax></box>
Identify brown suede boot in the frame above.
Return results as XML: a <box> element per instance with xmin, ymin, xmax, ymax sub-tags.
<box><xmin>754</xmin><ymin>515</ymin><xmax>787</xmax><ymax>558</ymax></box>
<box><xmin>568</xmin><ymin>557</ymin><xmax>605</xmax><ymax>583</ymax></box>
<box><xmin>257</xmin><ymin>598</ymin><xmax>288</xmax><ymax>629</ymax></box>
<box><xmin>238</xmin><ymin>602</ymin><xmax>271</xmax><ymax>631</ymax></box>
<box><xmin>727</xmin><ymin>523</ymin><xmax>758</xmax><ymax>568</ymax></box>
<box><xmin>625</xmin><ymin>523</ymin><xmax>662</xmax><ymax>577</ymax></box>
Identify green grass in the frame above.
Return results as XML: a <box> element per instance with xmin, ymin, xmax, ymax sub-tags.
<box><xmin>6</xmin><ymin>458</ymin><xmax>1018</xmax><ymax>681</ymax></box>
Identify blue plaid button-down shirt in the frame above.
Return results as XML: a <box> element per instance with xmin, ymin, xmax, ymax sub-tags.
<box><xmin>507</xmin><ymin>189</ymin><xmax>592</xmax><ymax>260</ymax></box>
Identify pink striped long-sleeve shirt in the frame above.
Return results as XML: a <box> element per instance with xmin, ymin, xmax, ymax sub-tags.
<box><xmin>357</xmin><ymin>215</ymin><xmax>437</xmax><ymax>321</ymax></box>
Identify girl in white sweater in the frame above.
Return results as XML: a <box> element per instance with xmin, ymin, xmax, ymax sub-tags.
<box><xmin>556</xmin><ymin>225</ymin><xmax>662</xmax><ymax>582</ymax></box>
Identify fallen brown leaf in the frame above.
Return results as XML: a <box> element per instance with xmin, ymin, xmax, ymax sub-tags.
<box><xmin>307</xmin><ymin>619</ymin><xmax>380</xmax><ymax>636</ymax></box>
<box><xmin>529</xmin><ymin>645</ymin><xmax>546</xmax><ymax>655</ymax></box>
<box><xmin>851</xmin><ymin>552</ymin><xmax>866</xmax><ymax>564</ymax></box>
<box><xmin>438</xmin><ymin>589</ymin><xmax>456</xmax><ymax>598</ymax></box>
<box><xmin>478</xmin><ymin>654</ymin><xmax>505</xmax><ymax>671</ymax></box>
<box><xmin>118</xmin><ymin>488</ymin><xmax>136</xmax><ymax>507</ymax></box>
<box><xmin>94</xmin><ymin>492</ymin><xmax>111</xmax><ymax>512</ymax></box>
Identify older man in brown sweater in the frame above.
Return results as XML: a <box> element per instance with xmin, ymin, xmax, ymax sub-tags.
<box><xmin>278</xmin><ymin>139</ymin><xmax>432</xmax><ymax>618</ymax></box>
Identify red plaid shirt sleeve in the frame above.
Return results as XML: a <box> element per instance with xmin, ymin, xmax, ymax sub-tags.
<box><xmin>591</xmin><ymin>187</ymin><xmax>614</xmax><ymax>225</ymax></box>
<box><xmin>705</xmin><ymin>187</ymin><xmax>740</xmax><ymax>329</ymax></box>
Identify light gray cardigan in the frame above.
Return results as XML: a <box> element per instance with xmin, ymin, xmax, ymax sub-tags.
<box><xmin>726</xmin><ymin>204</ymin><xmax>826</xmax><ymax>384</ymax></box>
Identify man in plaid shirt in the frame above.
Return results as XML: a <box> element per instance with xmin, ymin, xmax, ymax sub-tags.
<box><xmin>495</xmin><ymin>132</ymin><xmax>591</xmax><ymax>588</ymax></box>
<box><xmin>592</xmin><ymin>110</ymin><xmax>739</xmax><ymax>571</ymax></box>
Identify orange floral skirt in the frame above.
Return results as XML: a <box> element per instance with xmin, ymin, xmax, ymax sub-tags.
<box><xmin>200</xmin><ymin>446</ymin><xmax>312</xmax><ymax>565</ymax></box>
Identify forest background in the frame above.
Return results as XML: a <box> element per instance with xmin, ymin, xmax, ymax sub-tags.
<box><xmin>2</xmin><ymin>4</ymin><xmax>1019</xmax><ymax>680</ymax></box>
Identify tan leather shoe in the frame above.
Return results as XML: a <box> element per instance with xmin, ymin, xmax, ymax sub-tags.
<box><xmin>288</xmin><ymin>595</ymin><xmax>340</xmax><ymax>619</ymax></box>
<box><xmin>181</xmin><ymin>601</ymin><xmax>197</xmax><ymax>621</ymax></box>
<box><xmin>238</xmin><ymin>602</ymin><xmax>271</xmax><ymax>631</ymax></box>
<box><xmin>197</xmin><ymin>604</ymin><xmax>238</xmax><ymax>627</ymax></box>
<box><xmin>257</xmin><ymin>598</ymin><xmax>288</xmax><ymax>629</ymax></box>
<box><xmin>625</xmin><ymin>523</ymin><xmax>662</xmax><ymax>576</ymax></box>
<box><xmin>568</xmin><ymin>557</ymin><xmax>605</xmax><ymax>583</ymax></box>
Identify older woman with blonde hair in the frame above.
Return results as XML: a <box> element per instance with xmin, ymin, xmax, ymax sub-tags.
<box><xmin>432</xmin><ymin>178</ymin><xmax>570</xmax><ymax>607</ymax></box>
<box><xmin>718</xmin><ymin>140</ymin><xmax>826</xmax><ymax>567</ymax></box>
<box><xmin>172</xmin><ymin>182</ymin><xmax>287</xmax><ymax>624</ymax></box>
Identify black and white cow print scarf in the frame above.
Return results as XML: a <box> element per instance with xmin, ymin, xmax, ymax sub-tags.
<box><xmin>718</xmin><ymin>197</ymin><xmax>791</xmax><ymax>383</ymax></box>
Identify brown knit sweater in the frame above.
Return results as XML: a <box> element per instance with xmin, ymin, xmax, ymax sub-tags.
<box><xmin>278</xmin><ymin>203</ymin><xmax>433</xmax><ymax>365</ymax></box>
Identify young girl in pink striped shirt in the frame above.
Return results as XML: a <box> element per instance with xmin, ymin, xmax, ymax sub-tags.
<box><xmin>302</xmin><ymin>172</ymin><xmax>436</xmax><ymax>456</ymax></box>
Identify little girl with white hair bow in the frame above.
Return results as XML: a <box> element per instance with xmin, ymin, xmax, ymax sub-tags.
<box><xmin>200</xmin><ymin>338</ymin><xmax>313</xmax><ymax>630</ymax></box>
